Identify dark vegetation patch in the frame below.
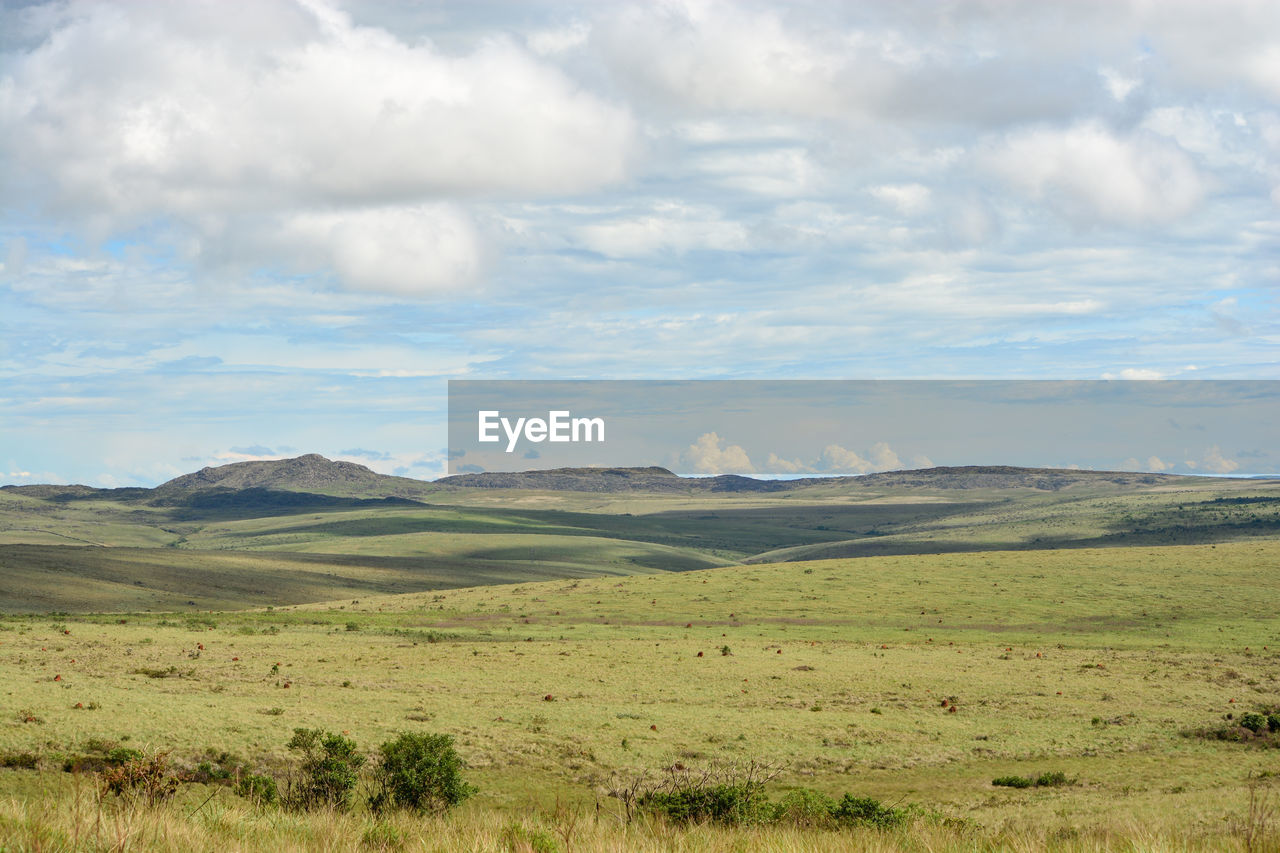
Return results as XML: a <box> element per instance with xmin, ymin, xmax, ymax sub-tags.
<box><xmin>606</xmin><ymin>762</ymin><xmax>913</xmax><ymax>828</ymax></box>
<box><xmin>1184</xmin><ymin>708</ymin><xmax>1280</xmax><ymax>746</ymax></box>
<box><xmin>993</xmin><ymin>771</ymin><xmax>1074</xmax><ymax>789</ymax></box>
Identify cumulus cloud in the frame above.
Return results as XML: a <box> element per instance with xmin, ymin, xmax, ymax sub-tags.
<box><xmin>763</xmin><ymin>442</ymin><xmax>917</xmax><ymax>475</ymax></box>
<box><xmin>681</xmin><ymin>432</ymin><xmax>754</xmax><ymax>474</ymax></box>
<box><xmin>0</xmin><ymin>0</ymin><xmax>636</xmax><ymax>293</ymax></box>
<box><xmin>1102</xmin><ymin>368</ymin><xmax>1166</xmax><ymax>379</ymax></box>
<box><xmin>592</xmin><ymin>0</ymin><xmax>1094</xmax><ymax>126</ymax></box>
<box><xmin>984</xmin><ymin>122</ymin><xmax>1207</xmax><ymax>225</ymax></box>
<box><xmin>765</xmin><ymin>453</ymin><xmax>806</xmax><ymax>474</ymax></box>
<box><xmin>272</xmin><ymin>205</ymin><xmax>483</xmax><ymax>294</ymax></box>
<box><xmin>1121</xmin><ymin>455</ymin><xmax>1173</xmax><ymax>472</ymax></box>
<box><xmin>1199</xmin><ymin>445</ymin><xmax>1240</xmax><ymax>474</ymax></box>
<box><xmin>597</xmin><ymin>1</ymin><xmax>864</xmax><ymax>118</ymax></box>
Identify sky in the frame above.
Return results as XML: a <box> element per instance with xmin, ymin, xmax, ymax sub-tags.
<box><xmin>1</xmin><ymin>0</ymin><xmax>1278</xmax><ymax>487</ymax></box>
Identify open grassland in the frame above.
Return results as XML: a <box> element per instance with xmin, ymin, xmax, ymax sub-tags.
<box><xmin>1</xmin><ymin>541</ymin><xmax>1279</xmax><ymax>849</ymax></box>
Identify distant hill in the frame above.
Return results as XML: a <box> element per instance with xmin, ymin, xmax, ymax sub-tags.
<box><xmin>435</xmin><ymin>464</ymin><xmax>1186</xmax><ymax>493</ymax></box>
<box><xmin>845</xmin><ymin>465</ymin><xmax>1177</xmax><ymax>491</ymax></box>
<box><xmin>153</xmin><ymin>454</ymin><xmax>434</xmax><ymax>498</ymax></box>
<box><xmin>435</xmin><ymin>466</ymin><xmax>792</xmax><ymax>493</ymax></box>
<box><xmin>3</xmin><ymin>458</ymin><xmax>1196</xmax><ymax>501</ymax></box>
<box><xmin>2</xmin><ymin>454</ymin><xmax>438</xmax><ymax>502</ymax></box>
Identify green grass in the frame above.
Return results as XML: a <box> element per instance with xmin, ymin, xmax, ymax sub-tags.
<box><xmin>1</xmin><ymin>541</ymin><xmax>1279</xmax><ymax>849</ymax></box>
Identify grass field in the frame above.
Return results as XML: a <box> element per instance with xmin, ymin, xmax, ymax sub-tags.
<box><xmin>2</xmin><ymin>540</ymin><xmax>1279</xmax><ymax>850</ymax></box>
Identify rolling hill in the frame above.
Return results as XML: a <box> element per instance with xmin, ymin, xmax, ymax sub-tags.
<box><xmin>0</xmin><ymin>455</ymin><xmax>1277</xmax><ymax>612</ymax></box>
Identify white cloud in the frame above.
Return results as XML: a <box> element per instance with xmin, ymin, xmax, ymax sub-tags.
<box><xmin>765</xmin><ymin>453</ymin><xmax>806</xmax><ymax>474</ymax></box>
<box><xmin>598</xmin><ymin>1</ymin><xmax>860</xmax><ymax>118</ymax></box>
<box><xmin>576</xmin><ymin>202</ymin><xmax>749</xmax><ymax>256</ymax></box>
<box><xmin>819</xmin><ymin>443</ymin><xmax>872</xmax><ymax>474</ymax></box>
<box><xmin>1099</xmin><ymin>67</ymin><xmax>1139</xmax><ymax>102</ymax></box>
<box><xmin>869</xmin><ymin>183</ymin><xmax>931</xmax><ymax>214</ymax></box>
<box><xmin>1123</xmin><ymin>455</ymin><xmax>1172</xmax><ymax>472</ymax></box>
<box><xmin>761</xmin><ymin>442</ymin><xmax>914</xmax><ymax>475</ymax></box>
<box><xmin>681</xmin><ymin>432</ymin><xmax>754</xmax><ymax>474</ymax></box>
<box><xmin>1102</xmin><ymin>368</ymin><xmax>1166</xmax><ymax>379</ymax></box>
<box><xmin>1200</xmin><ymin>445</ymin><xmax>1240</xmax><ymax>474</ymax></box>
<box><xmin>984</xmin><ymin>122</ymin><xmax>1207</xmax><ymax>225</ymax></box>
<box><xmin>273</xmin><ymin>205</ymin><xmax>483</xmax><ymax>295</ymax></box>
<box><xmin>0</xmin><ymin>0</ymin><xmax>636</xmax><ymax>292</ymax></box>
<box><xmin>694</xmin><ymin>148</ymin><xmax>818</xmax><ymax>196</ymax></box>
<box><xmin>526</xmin><ymin>20</ymin><xmax>591</xmax><ymax>56</ymax></box>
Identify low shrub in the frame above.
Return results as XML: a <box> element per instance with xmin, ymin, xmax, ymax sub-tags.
<box><xmin>106</xmin><ymin>747</ymin><xmax>145</xmax><ymax>766</ymax></box>
<box><xmin>1034</xmin><ymin>771</ymin><xmax>1072</xmax><ymax>788</ymax></box>
<box><xmin>0</xmin><ymin>752</ymin><xmax>39</xmax><ymax>770</ymax></box>
<box><xmin>992</xmin><ymin>775</ymin><xmax>1033</xmax><ymax>788</ymax></box>
<box><xmin>771</xmin><ymin>788</ymin><xmax>838</xmax><ymax>827</ymax></box>
<box><xmin>283</xmin><ymin>728</ymin><xmax>365</xmax><ymax>812</ymax></box>
<box><xmin>368</xmin><ymin>732</ymin><xmax>476</xmax><ymax>814</ymax></box>
<box><xmin>234</xmin><ymin>773</ymin><xmax>278</xmax><ymax>806</ymax></box>
<box><xmin>1240</xmin><ymin>712</ymin><xmax>1268</xmax><ymax>734</ymax></box>
<box><xmin>640</xmin><ymin>783</ymin><xmax>771</xmax><ymax>825</ymax></box>
<box><xmin>615</xmin><ymin>762</ymin><xmax>909</xmax><ymax>830</ymax></box>
<box><xmin>832</xmin><ymin>794</ymin><xmax>907</xmax><ymax>829</ymax></box>
<box><xmin>993</xmin><ymin>772</ymin><xmax>1074</xmax><ymax>789</ymax></box>
<box><xmin>98</xmin><ymin>753</ymin><xmax>180</xmax><ymax>807</ymax></box>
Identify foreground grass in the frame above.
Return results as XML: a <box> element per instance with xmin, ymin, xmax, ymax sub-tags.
<box><xmin>2</xmin><ymin>541</ymin><xmax>1280</xmax><ymax>849</ymax></box>
<box><xmin>0</xmin><ymin>778</ymin><xmax>1276</xmax><ymax>852</ymax></box>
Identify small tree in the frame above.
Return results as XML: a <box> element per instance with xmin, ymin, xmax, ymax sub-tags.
<box><xmin>283</xmin><ymin>728</ymin><xmax>364</xmax><ymax>812</ymax></box>
<box><xmin>369</xmin><ymin>732</ymin><xmax>475</xmax><ymax>814</ymax></box>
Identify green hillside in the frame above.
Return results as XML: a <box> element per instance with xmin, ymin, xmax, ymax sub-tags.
<box><xmin>1</xmin><ymin>456</ymin><xmax>1277</xmax><ymax>613</ymax></box>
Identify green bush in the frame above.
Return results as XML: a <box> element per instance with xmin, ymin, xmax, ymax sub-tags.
<box><xmin>0</xmin><ymin>752</ymin><xmax>39</xmax><ymax>770</ymax></box>
<box><xmin>993</xmin><ymin>771</ymin><xmax>1072</xmax><ymax>789</ymax></box>
<box><xmin>1034</xmin><ymin>771</ymin><xmax>1072</xmax><ymax>787</ymax></box>
<box><xmin>1269</xmin><ymin>714</ymin><xmax>1280</xmax><ymax>733</ymax></box>
<box><xmin>105</xmin><ymin>746</ymin><xmax>145</xmax><ymax>766</ymax></box>
<box><xmin>992</xmin><ymin>775</ymin><xmax>1033</xmax><ymax>788</ymax></box>
<box><xmin>832</xmin><ymin>794</ymin><xmax>907</xmax><ymax>828</ymax></box>
<box><xmin>283</xmin><ymin>728</ymin><xmax>365</xmax><ymax>812</ymax></box>
<box><xmin>1240</xmin><ymin>712</ymin><xmax>1268</xmax><ymax>734</ymax></box>
<box><xmin>235</xmin><ymin>773</ymin><xmax>279</xmax><ymax>805</ymax></box>
<box><xmin>639</xmin><ymin>783</ymin><xmax>770</xmax><ymax>825</ymax></box>
<box><xmin>368</xmin><ymin>732</ymin><xmax>475</xmax><ymax>814</ymax></box>
<box><xmin>771</xmin><ymin>788</ymin><xmax>838</xmax><ymax>827</ymax></box>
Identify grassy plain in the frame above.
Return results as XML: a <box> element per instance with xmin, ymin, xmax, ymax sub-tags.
<box><xmin>2</xmin><ymin>541</ymin><xmax>1279</xmax><ymax>850</ymax></box>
